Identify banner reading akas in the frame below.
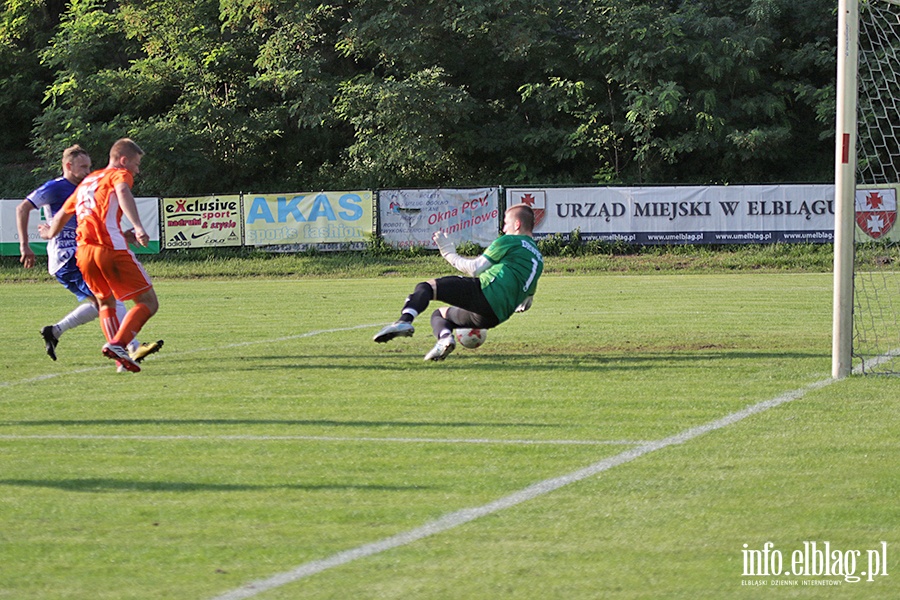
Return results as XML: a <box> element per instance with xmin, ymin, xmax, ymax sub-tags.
<box><xmin>243</xmin><ymin>191</ymin><xmax>373</xmax><ymax>248</ymax></box>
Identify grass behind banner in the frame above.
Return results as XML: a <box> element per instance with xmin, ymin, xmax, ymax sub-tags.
<box><xmin>0</xmin><ymin>274</ymin><xmax>896</xmax><ymax>599</ymax></box>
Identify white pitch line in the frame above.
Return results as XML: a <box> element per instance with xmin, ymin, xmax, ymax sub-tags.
<box><xmin>0</xmin><ymin>434</ymin><xmax>644</xmax><ymax>446</ymax></box>
<box><xmin>171</xmin><ymin>323</ymin><xmax>386</xmax><ymax>356</ymax></box>
<box><xmin>0</xmin><ymin>323</ymin><xmax>384</xmax><ymax>389</ymax></box>
<box><xmin>210</xmin><ymin>376</ymin><xmax>836</xmax><ymax>600</ymax></box>
<box><xmin>856</xmin><ymin>347</ymin><xmax>900</xmax><ymax>374</ymax></box>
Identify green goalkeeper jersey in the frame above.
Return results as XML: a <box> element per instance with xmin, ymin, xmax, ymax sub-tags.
<box><xmin>479</xmin><ymin>234</ymin><xmax>544</xmax><ymax>322</ymax></box>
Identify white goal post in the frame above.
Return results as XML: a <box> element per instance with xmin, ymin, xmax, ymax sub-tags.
<box><xmin>834</xmin><ymin>0</ymin><xmax>900</xmax><ymax>378</ymax></box>
<box><xmin>832</xmin><ymin>0</ymin><xmax>858</xmax><ymax>379</ymax></box>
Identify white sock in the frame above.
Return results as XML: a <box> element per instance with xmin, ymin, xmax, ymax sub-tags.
<box><xmin>115</xmin><ymin>300</ymin><xmax>127</xmax><ymax>325</ymax></box>
<box><xmin>56</xmin><ymin>303</ymin><xmax>99</xmax><ymax>335</ymax></box>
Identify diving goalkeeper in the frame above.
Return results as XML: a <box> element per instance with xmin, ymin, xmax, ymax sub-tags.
<box><xmin>373</xmin><ymin>203</ymin><xmax>543</xmax><ymax>361</ymax></box>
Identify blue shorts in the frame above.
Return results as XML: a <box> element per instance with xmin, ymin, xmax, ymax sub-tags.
<box><xmin>54</xmin><ymin>257</ymin><xmax>94</xmax><ymax>302</ymax></box>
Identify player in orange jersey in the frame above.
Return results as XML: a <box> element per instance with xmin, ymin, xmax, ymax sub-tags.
<box><xmin>42</xmin><ymin>138</ymin><xmax>160</xmax><ymax>373</ymax></box>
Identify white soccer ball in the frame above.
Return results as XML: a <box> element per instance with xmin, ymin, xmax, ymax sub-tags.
<box><xmin>454</xmin><ymin>327</ymin><xmax>487</xmax><ymax>349</ymax></box>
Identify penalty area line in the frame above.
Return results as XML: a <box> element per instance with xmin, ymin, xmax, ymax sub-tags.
<box><xmin>210</xmin><ymin>376</ymin><xmax>836</xmax><ymax>600</ymax></box>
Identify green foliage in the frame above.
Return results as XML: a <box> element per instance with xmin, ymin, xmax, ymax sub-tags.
<box><xmin>568</xmin><ymin>0</ymin><xmax>834</xmax><ymax>184</ymax></box>
<box><xmin>536</xmin><ymin>232</ymin><xmax>570</xmax><ymax>257</ymax></box>
<box><xmin>538</xmin><ymin>229</ymin><xmax>624</xmax><ymax>258</ymax></box>
<box><xmin>333</xmin><ymin>68</ymin><xmax>479</xmax><ymax>187</ymax></box>
<box><xmin>1</xmin><ymin>0</ymin><xmax>837</xmax><ymax>196</ymax></box>
<box><xmin>454</xmin><ymin>240</ymin><xmax>485</xmax><ymax>256</ymax></box>
<box><xmin>362</xmin><ymin>234</ymin><xmax>396</xmax><ymax>257</ymax></box>
<box><xmin>0</xmin><ymin>0</ymin><xmax>59</xmax><ymax>170</ymax></box>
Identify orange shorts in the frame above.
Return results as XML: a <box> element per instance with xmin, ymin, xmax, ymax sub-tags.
<box><xmin>76</xmin><ymin>244</ymin><xmax>153</xmax><ymax>302</ymax></box>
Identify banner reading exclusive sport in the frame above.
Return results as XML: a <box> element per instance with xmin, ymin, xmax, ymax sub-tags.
<box><xmin>507</xmin><ymin>185</ymin><xmax>836</xmax><ymax>244</ymax></box>
<box><xmin>162</xmin><ymin>195</ymin><xmax>243</xmax><ymax>249</ymax></box>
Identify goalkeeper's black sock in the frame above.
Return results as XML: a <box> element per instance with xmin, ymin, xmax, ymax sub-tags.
<box><xmin>400</xmin><ymin>282</ymin><xmax>433</xmax><ymax>322</ymax></box>
<box><xmin>431</xmin><ymin>310</ymin><xmax>453</xmax><ymax>339</ymax></box>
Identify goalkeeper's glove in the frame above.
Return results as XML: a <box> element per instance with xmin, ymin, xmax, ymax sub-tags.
<box><xmin>433</xmin><ymin>231</ymin><xmax>456</xmax><ymax>257</ymax></box>
<box><xmin>515</xmin><ymin>295</ymin><xmax>533</xmax><ymax>313</ymax></box>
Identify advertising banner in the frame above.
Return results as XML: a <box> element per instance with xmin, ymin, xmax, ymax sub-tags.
<box><xmin>0</xmin><ymin>197</ymin><xmax>161</xmax><ymax>255</ymax></box>
<box><xmin>161</xmin><ymin>195</ymin><xmax>243</xmax><ymax>249</ymax></box>
<box><xmin>507</xmin><ymin>185</ymin><xmax>836</xmax><ymax>244</ymax></box>
<box><xmin>379</xmin><ymin>188</ymin><xmax>500</xmax><ymax>249</ymax></box>
<box><xmin>243</xmin><ymin>190</ymin><xmax>373</xmax><ymax>250</ymax></box>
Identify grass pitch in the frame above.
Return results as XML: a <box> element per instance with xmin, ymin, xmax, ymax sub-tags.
<box><xmin>0</xmin><ymin>273</ymin><xmax>896</xmax><ymax>599</ymax></box>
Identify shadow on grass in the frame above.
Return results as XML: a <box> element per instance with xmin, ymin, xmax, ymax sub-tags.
<box><xmin>0</xmin><ymin>478</ymin><xmax>431</xmax><ymax>493</ymax></box>
<box><xmin>3</xmin><ymin>418</ymin><xmax>559</xmax><ymax>428</ymax></box>
<box><xmin>198</xmin><ymin>350</ymin><xmax>829</xmax><ymax>372</ymax></box>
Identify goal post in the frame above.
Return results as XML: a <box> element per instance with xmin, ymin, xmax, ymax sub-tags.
<box><xmin>832</xmin><ymin>0</ymin><xmax>858</xmax><ymax>379</ymax></box>
<box><xmin>835</xmin><ymin>0</ymin><xmax>900</xmax><ymax>377</ymax></box>
<box><xmin>831</xmin><ymin>0</ymin><xmax>859</xmax><ymax>379</ymax></box>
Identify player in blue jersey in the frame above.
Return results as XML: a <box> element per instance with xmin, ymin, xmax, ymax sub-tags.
<box><xmin>374</xmin><ymin>203</ymin><xmax>543</xmax><ymax>361</ymax></box>
<box><xmin>17</xmin><ymin>145</ymin><xmax>162</xmax><ymax>367</ymax></box>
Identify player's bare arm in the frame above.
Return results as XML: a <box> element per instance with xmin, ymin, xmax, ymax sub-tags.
<box><xmin>15</xmin><ymin>200</ymin><xmax>37</xmax><ymax>269</ymax></box>
<box><xmin>41</xmin><ymin>209</ymin><xmax>74</xmax><ymax>240</ymax></box>
<box><xmin>115</xmin><ymin>182</ymin><xmax>149</xmax><ymax>247</ymax></box>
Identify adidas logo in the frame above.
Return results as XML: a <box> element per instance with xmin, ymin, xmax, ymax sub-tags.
<box><xmin>167</xmin><ymin>231</ymin><xmax>191</xmax><ymax>248</ymax></box>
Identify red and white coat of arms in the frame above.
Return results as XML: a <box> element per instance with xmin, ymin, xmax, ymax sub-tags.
<box><xmin>509</xmin><ymin>190</ymin><xmax>546</xmax><ymax>229</ymax></box>
<box><xmin>855</xmin><ymin>188</ymin><xmax>897</xmax><ymax>240</ymax></box>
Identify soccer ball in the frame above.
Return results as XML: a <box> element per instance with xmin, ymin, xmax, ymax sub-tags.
<box><xmin>454</xmin><ymin>328</ymin><xmax>487</xmax><ymax>349</ymax></box>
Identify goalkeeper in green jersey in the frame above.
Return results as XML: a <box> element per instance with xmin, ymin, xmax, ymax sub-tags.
<box><xmin>374</xmin><ymin>203</ymin><xmax>543</xmax><ymax>361</ymax></box>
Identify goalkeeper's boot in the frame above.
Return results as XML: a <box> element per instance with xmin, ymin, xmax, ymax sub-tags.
<box><xmin>374</xmin><ymin>321</ymin><xmax>414</xmax><ymax>343</ymax></box>
<box><xmin>102</xmin><ymin>343</ymin><xmax>141</xmax><ymax>373</ymax></box>
<box><xmin>41</xmin><ymin>325</ymin><xmax>59</xmax><ymax>361</ymax></box>
<box><xmin>424</xmin><ymin>335</ymin><xmax>456</xmax><ymax>362</ymax></box>
<box><xmin>131</xmin><ymin>340</ymin><xmax>164</xmax><ymax>363</ymax></box>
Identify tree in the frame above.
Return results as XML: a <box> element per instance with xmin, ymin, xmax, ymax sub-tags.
<box><xmin>4</xmin><ymin>0</ymin><xmax>838</xmax><ymax>195</ymax></box>
<box><xmin>235</xmin><ymin>0</ymin><xmax>582</xmax><ymax>187</ymax></box>
<box><xmin>553</xmin><ymin>0</ymin><xmax>836</xmax><ymax>183</ymax></box>
<box><xmin>0</xmin><ymin>0</ymin><xmax>68</xmax><ymax>193</ymax></box>
<box><xmin>31</xmin><ymin>0</ymin><xmax>297</xmax><ymax>194</ymax></box>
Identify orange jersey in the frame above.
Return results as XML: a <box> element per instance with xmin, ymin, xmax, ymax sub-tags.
<box><xmin>62</xmin><ymin>167</ymin><xmax>134</xmax><ymax>249</ymax></box>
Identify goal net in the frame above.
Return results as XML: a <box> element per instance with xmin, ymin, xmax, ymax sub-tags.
<box><xmin>851</xmin><ymin>0</ymin><xmax>900</xmax><ymax>374</ymax></box>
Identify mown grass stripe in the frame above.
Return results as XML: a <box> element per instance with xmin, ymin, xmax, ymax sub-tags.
<box><xmin>0</xmin><ymin>434</ymin><xmax>643</xmax><ymax>446</ymax></box>
<box><xmin>0</xmin><ymin>323</ymin><xmax>383</xmax><ymax>389</ymax></box>
<box><xmin>210</xmin><ymin>377</ymin><xmax>836</xmax><ymax>600</ymax></box>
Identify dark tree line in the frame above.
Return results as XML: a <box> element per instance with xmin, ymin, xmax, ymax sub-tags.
<box><xmin>0</xmin><ymin>0</ymin><xmax>837</xmax><ymax>197</ymax></box>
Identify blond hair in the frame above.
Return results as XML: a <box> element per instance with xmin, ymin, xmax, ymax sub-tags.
<box><xmin>62</xmin><ymin>144</ymin><xmax>89</xmax><ymax>164</ymax></box>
